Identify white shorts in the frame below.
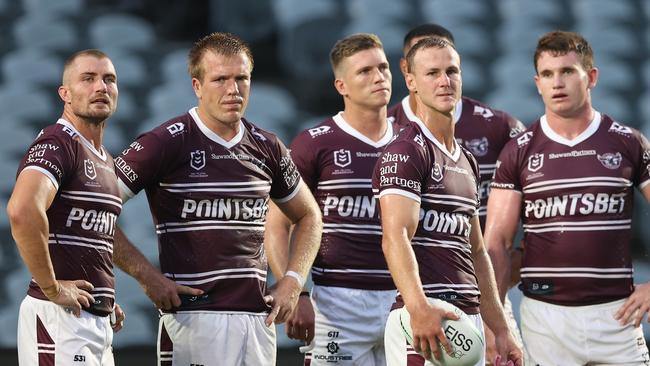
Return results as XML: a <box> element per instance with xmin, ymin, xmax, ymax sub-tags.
<box><xmin>384</xmin><ymin>307</ymin><xmax>485</xmax><ymax>366</ymax></box>
<box><xmin>17</xmin><ymin>295</ymin><xmax>114</xmax><ymax>366</ymax></box>
<box><xmin>521</xmin><ymin>296</ymin><xmax>650</xmax><ymax>365</ymax></box>
<box><xmin>303</xmin><ymin>286</ymin><xmax>397</xmax><ymax>366</ymax></box>
<box><xmin>158</xmin><ymin>311</ymin><xmax>276</xmax><ymax>366</ymax></box>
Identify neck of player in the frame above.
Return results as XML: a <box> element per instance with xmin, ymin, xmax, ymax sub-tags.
<box><xmin>341</xmin><ymin>104</ymin><xmax>388</xmax><ymax>142</ymax></box>
<box><xmin>417</xmin><ymin>99</ymin><xmax>456</xmax><ymax>153</ymax></box>
<box><xmin>545</xmin><ymin>101</ymin><xmax>595</xmax><ymax>141</ymax></box>
<box><xmin>62</xmin><ymin>110</ymin><xmax>105</xmax><ymax>150</ymax></box>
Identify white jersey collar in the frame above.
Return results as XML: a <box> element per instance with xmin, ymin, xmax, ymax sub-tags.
<box><xmin>540</xmin><ymin>110</ymin><xmax>601</xmax><ymax>147</ymax></box>
<box><xmin>56</xmin><ymin>119</ymin><xmax>107</xmax><ymax>161</ymax></box>
<box><xmin>332</xmin><ymin>112</ymin><xmax>394</xmax><ymax>148</ymax></box>
<box><xmin>400</xmin><ymin>96</ymin><xmax>461</xmax><ymax>161</ymax></box>
<box><xmin>189</xmin><ymin>107</ymin><xmax>244</xmax><ymax>149</ymax></box>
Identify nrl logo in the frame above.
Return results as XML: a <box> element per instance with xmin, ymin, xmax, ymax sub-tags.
<box><xmin>333</xmin><ymin>149</ymin><xmax>351</xmax><ymax>168</ymax></box>
<box><xmin>190</xmin><ymin>150</ymin><xmax>206</xmax><ymax>170</ymax></box>
<box><xmin>84</xmin><ymin>159</ymin><xmax>97</xmax><ymax>180</ymax></box>
<box><xmin>527</xmin><ymin>153</ymin><xmax>544</xmax><ymax>172</ymax></box>
<box><xmin>431</xmin><ymin>163</ymin><xmax>443</xmax><ymax>182</ymax></box>
<box><xmin>465</xmin><ymin>137</ymin><xmax>488</xmax><ymax>157</ymax></box>
<box><xmin>597</xmin><ymin>152</ymin><xmax>622</xmax><ymax>170</ymax></box>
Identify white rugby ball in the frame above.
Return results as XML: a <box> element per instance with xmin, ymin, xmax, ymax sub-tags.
<box><xmin>397</xmin><ymin>298</ymin><xmax>484</xmax><ymax>366</ymax></box>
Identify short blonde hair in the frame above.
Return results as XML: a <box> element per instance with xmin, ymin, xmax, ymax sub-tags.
<box><xmin>329</xmin><ymin>33</ymin><xmax>383</xmax><ymax>74</ymax></box>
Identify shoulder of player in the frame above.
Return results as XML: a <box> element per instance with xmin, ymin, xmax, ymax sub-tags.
<box><xmin>385</xmin><ymin>124</ymin><xmax>427</xmax><ymax>155</ymax></box>
<box><xmin>30</xmin><ymin>123</ymin><xmax>77</xmax><ymax>152</ymax></box>
<box><xmin>599</xmin><ymin>114</ymin><xmax>649</xmax><ymax>150</ymax></box>
<box><xmin>461</xmin><ymin>96</ymin><xmax>518</xmax><ymax>126</ymax></box>
<box><xmin>293</xmin><ymin>117</ymin><xmax>336</xmax><ymax>142</ymax></box>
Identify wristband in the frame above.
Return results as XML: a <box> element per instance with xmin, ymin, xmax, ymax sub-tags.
<box><xmin>284</xmin><ymin>270</ymin><xmax>305</xmax><ymax>287</ymax></box>
<box><xmin>299</xmin><ymin>291</ymin><xmax>310</xmax><ymax>297</ymax></box>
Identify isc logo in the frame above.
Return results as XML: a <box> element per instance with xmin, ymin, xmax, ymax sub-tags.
<box><xmin>73</xmin><ymin>354</ymin><xmax>85</xmax><ymax>362</ymax></box>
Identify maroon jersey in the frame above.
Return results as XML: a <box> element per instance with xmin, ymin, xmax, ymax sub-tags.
<box><xmin>492</xmin><ymin>112</ymin><xmax>650</xmax><ymax>306</ymax></box>
<box><xmin>388</xmin><ymin>96</ymin><xmax>524</xmax><ymax>229</ymax></box>
<box><xmin>372</xmin><ymin>117</ymin><xmax>481</xmax><ymax>314</ymax></box>
<box><xmin>290</xmin><ymin>112</ymin><xmax>399</xmax><ymax>290</ymax></box>
<box><xmin>17</xmin><ymin>119</ymin><xmax>121</xmax><ymax>316</ymax></box>
<box><xmin>115</xmin><ymin>108</ymin><xmax>301</xmax><ymax>313</ymax></box>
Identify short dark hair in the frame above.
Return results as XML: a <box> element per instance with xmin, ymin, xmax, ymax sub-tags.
<box><xmin>188</xmin><ymin>32</ymin><xmax>254</xmax><ymax>81</ymax></box>
<box><xmin>405</xmin><ymin>37</ymin><xmax>456</xmax><ymax>73</ymax></box>
<box><xmin>403</xmin><ymin>24</ymin><xmax>455</xmax><ymax>54</ymax></box>
<box><xmin>330</xmin><ymin>33</ymin><xmax>384</xmax><ymax>74</ymax></box>
<box><xmin>534</xmin><ymin>31</ymin><xmax>594</xmax><ymax>73</ymax></box>
<box><xmin>62</xmin><ymin>49</ymin><xmax>110</xmax><ymax>84</ymax></box>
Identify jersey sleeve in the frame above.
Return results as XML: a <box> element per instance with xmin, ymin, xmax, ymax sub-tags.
<box><xmin>18</xmin><ymin>134</ymin><xmax>74</xmax><ymax>191</ymax></box>
<box><xmin>505</xmin><ymin>113</ymin><xmax>527</xmax><ymax>139</ymax></box>
<box><xmin>372</xmin><ymin>141</ymin><xmax>426</xmax><ymax>203</ymax></box>
<box><xmin>462</xmin><ymin>147</ymin><xmax>482</xmax><ymax>211</ymax></box>
<box><xmin>634</xmin><ymin>129</ymin><xmax>650</xmax><ymax>189</ymax></box>
<box><xmin>270</xmin><ymin>137</ymin><xmax>302</xmax><ymax>203</ymax></box>
<box><xmin>491</xmin><ymin>138</ymin><xmax>522</xmax><ymax>192</ymax></box>
<box><xmin>114</xmin><ymin>131</ymin><xmax>167</xmax><ymax>199</ymax></box>
<box><xmin>289</xmin><ymin>131</ymin><xmax>318</xmax><ymax>192</ymax></box>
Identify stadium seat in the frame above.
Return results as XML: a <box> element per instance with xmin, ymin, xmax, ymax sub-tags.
<box><xmin>146</xmin><ymin>81</ymin><xmax>197</xmax><ymax>127</ymax></box>
<box><xmin>491</xmin><ymin>55</ymin><xmax>536</xmax><ymax>90</ymax></box>
<box><xmin>245</xmin><ymin>82</ymin><xmax>297</xmax><ymax>132</ymax></box>
<box><xmin>485</xmin><ymin>87</ymin><xmax>543</xmax><ymax>125</ymax></box>
<box><xmin>160</xmin><ymin>48</ymin><xmax>191</xmax><ymax>83</ymax></box>
<box><xmin>591</xmin><ymin>56</ymin><xmax>635</xmax><ymax>91</ymax></box>
<box><xmin>342</xmin><ymin>19</ymin><xmax>407</xmax><ymax>56</ymax></box>
<box><xmin>346</xmin><ymin>0</ymin><xmax>411</xmax><ymax>22</ymax></box>
<box><xmin>88</xmin><ymin>13</ymin><xmax>156</xmax><ymax>52</ymax></box>
<box><xmin>13</xmin><ymin>15</ymin><xmax>78</xmax><ymax>52</ymax></box>
<box><xmin>577</xmin><ymin>23</ymin><xmax>637</xmax><ymax>57</ymax></box>
<box><xmin>104</xmin><ymin>50</ymin><xmax>148</xmax><ymax>89</ymax></box>
<box><xmin>459</xmin><ymin>57</ymin><xmax>487</xmax><ymax>95</ymax></box>
<box><xmin>272</xmin><ymin>0</ymin><xmax>338</xmax><ymax>30</ymax></box>
<box><xmin>499</xmin><ymin>0</ymin><xmax>565</xmax><ymax>22</ymax></box>
<box><xmin>1</xmin><ymin>49</ymin><xmax>62</xmax><ymax>85</ymax></box>
<box><xmin>211</xmin><ymin>0</ymin><xmax>275</xmax><ymax>42</ymax></box>
<box><xmin>572</xmin><ymin>0</ymin><xmax>636</xmax><ymax>23</ymax></box>
<box><xmin>421</xmin><ymin>0</ymin><xmax>487</xmax><ymax>30</ymax></box>
<box><xmin>22</xmin><ymin>0</ymin><xmax>83</xmax><ymax>17</ymax></box>
<box><xmin>0</xmin><ymin>84</ymin><xmax>57</xmax><ymax>123</ymax></box>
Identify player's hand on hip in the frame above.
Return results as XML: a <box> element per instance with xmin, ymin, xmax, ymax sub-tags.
<box><xmin>493</xmin><ymin>330</ymin><xmax>523</xmax><ymax>366</ymax></box>
<box><xmin>285</xmin><ymin>295</ymin><xmax>315</xmax><ymax>343</ymax></box>
<box><xmin>263</xmin><ymin>276</ymin><xmax>302</xmax><ymax>326</ymax></box>
<box><xmin>615</xmin><ymin>281</ymin><xmax>650</xmax><ymax>327</ymax></box>
<box><xmin>408</xmin><ymin>301</ymin><xmax>458</xmax><ymax>361</ymax></box>
<box><xmin>47</xmin><ymin>280</ymin><xmax>95</xmax><ymax>317</ymax></box>
<box><xmin>141</xmin><ymin>269</ymin><xmax>203</xmax><ymax>310</ymax></box>
<box><xmin>111</xmin><ymin>303</ymin><xmax>126</xmax><ymax>332</ymax></box>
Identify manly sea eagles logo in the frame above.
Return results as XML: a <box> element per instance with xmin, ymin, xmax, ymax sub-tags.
<box><xmin>597</xmin><ymin>152</ymin><xmax>622</xmax><ymax>169</ymax></box>
<box><xmin>190</xmin><ymin>150</ymin><xmax>206</xmax><ymax>170</ymax></box>
<box><xmin>84</xmin><ymin>159</ymin><xmax>97</xmax><ymax>180</ymax></box>
<box><xmin>527</xmin><ymin>153</ymin><xmax>544</xmax><ymax>172</ymax></box>
<box><xmin>333</xmin><ymin>149</ymin><xmax>352</xmax><ymax>168</ymax></box>
<box><xmin>465</xmin><ymin>137</ymin><xmax>489</xmax><ymax>157</ymax></box>
<box><xmin>431</xmin><ymin>163</ymin><xmax>444</xmax><ymax>182</ymax></box>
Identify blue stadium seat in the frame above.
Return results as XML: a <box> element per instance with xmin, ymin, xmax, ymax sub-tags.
<box><xmin>1</xmin><ymin>49</ymin><xmax>62</xmax><ymax>85</ymax></box>
<box><xmin>22</xmin><ymin>0</ymin><xmax>83</xmax><ymax>17</ymax></box>
<box><xmin>13</xmin><ymin>15</ymin><xmax>78</xmax><ymax>52</ymax></box>
<box><xmin>88</xmin><ymin>13</ymin><xmax>155</xmax><ymax>52</ymax></box>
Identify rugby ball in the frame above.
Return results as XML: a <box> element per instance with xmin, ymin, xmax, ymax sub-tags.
<box><xmin>397</xmin><ymin>298</ymin><xmax>484</xmax><ymax>365</ymax></box>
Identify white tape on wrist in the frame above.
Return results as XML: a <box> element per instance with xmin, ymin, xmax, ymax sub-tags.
<box><xmin>284</xmin><ymin>270</ymin><xmax>305</xmax><ymax>287</ymax></box>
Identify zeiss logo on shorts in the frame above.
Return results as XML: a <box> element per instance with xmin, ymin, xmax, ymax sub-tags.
<box><xmin>84</xmin><ymin>159</ymin><xmax>97</xmax><ymax>180</ymax></box>
<box><xmin>334</xmin><ymin>149</ymin><xmax>352</xmax><ymax>168</ymax></box>
<box><xmin>166</xmin><ymin>122</ymin><xmax>184</xmax><ymax>135</ymax></box>
<box><xmin>597</xmin><ymin>152</ymin><xmax>622</xmax><ymax>169</ymax></box>
<box><xmin>517</xmin><ymin>131</ymin><xmax>533</xmax><ymax>147</ymax></box>
<box><xmin>527</xmin><ymin>153</ymin><xmax>544</xmax><ymax>172</ymax></box>
<box><xmin>308</xmin><ymin>126</ymin><xmax>331</xmax><ymax>138</ymax></box>
<box><xmin>431</xmin><ymin>163</ymin><xmax>443</xmax><ymax>182</ymax></box>
<box><xmin>190</xmin><ymin>150</ymin><xmax>206</xmax><ymax>170</ymax></box>
<box><xmin>473</xmin><ymin>105</ymin><xmax>494</xmax><ymax>119</ymax></box>
<box><xmin>465</xmin><ymin>137</ymin><xmax>488</xmax><ymax>157</ymax></box>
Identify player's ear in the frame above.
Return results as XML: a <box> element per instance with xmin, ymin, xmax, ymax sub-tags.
<box><xmin>334</xmin><ymin>78</ymin><xmax>346</xmax><ymax>97</ymax></box>
<box><xmin>587</xmin><ymin>67</ymin><xmax>598</xmax><ymax>90</ymax></box>
<box><xmin>405</xmin><ymin>72</ymin><xmax>417</xmax><ymax>94</ymax></box>
<box><xmin>399</xmin><ymin>57</ymin><xmax>408</xmax><ymax>77</ymax></box>
<box><xmin>191</xmin><ymin>78</ymin><xmax>202</xmax><ymax>98</ymax></box>
<box><xmin>58</xmin><ymin>85</ymin><xmax>70</xmax><ymax>103</ymax></box>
